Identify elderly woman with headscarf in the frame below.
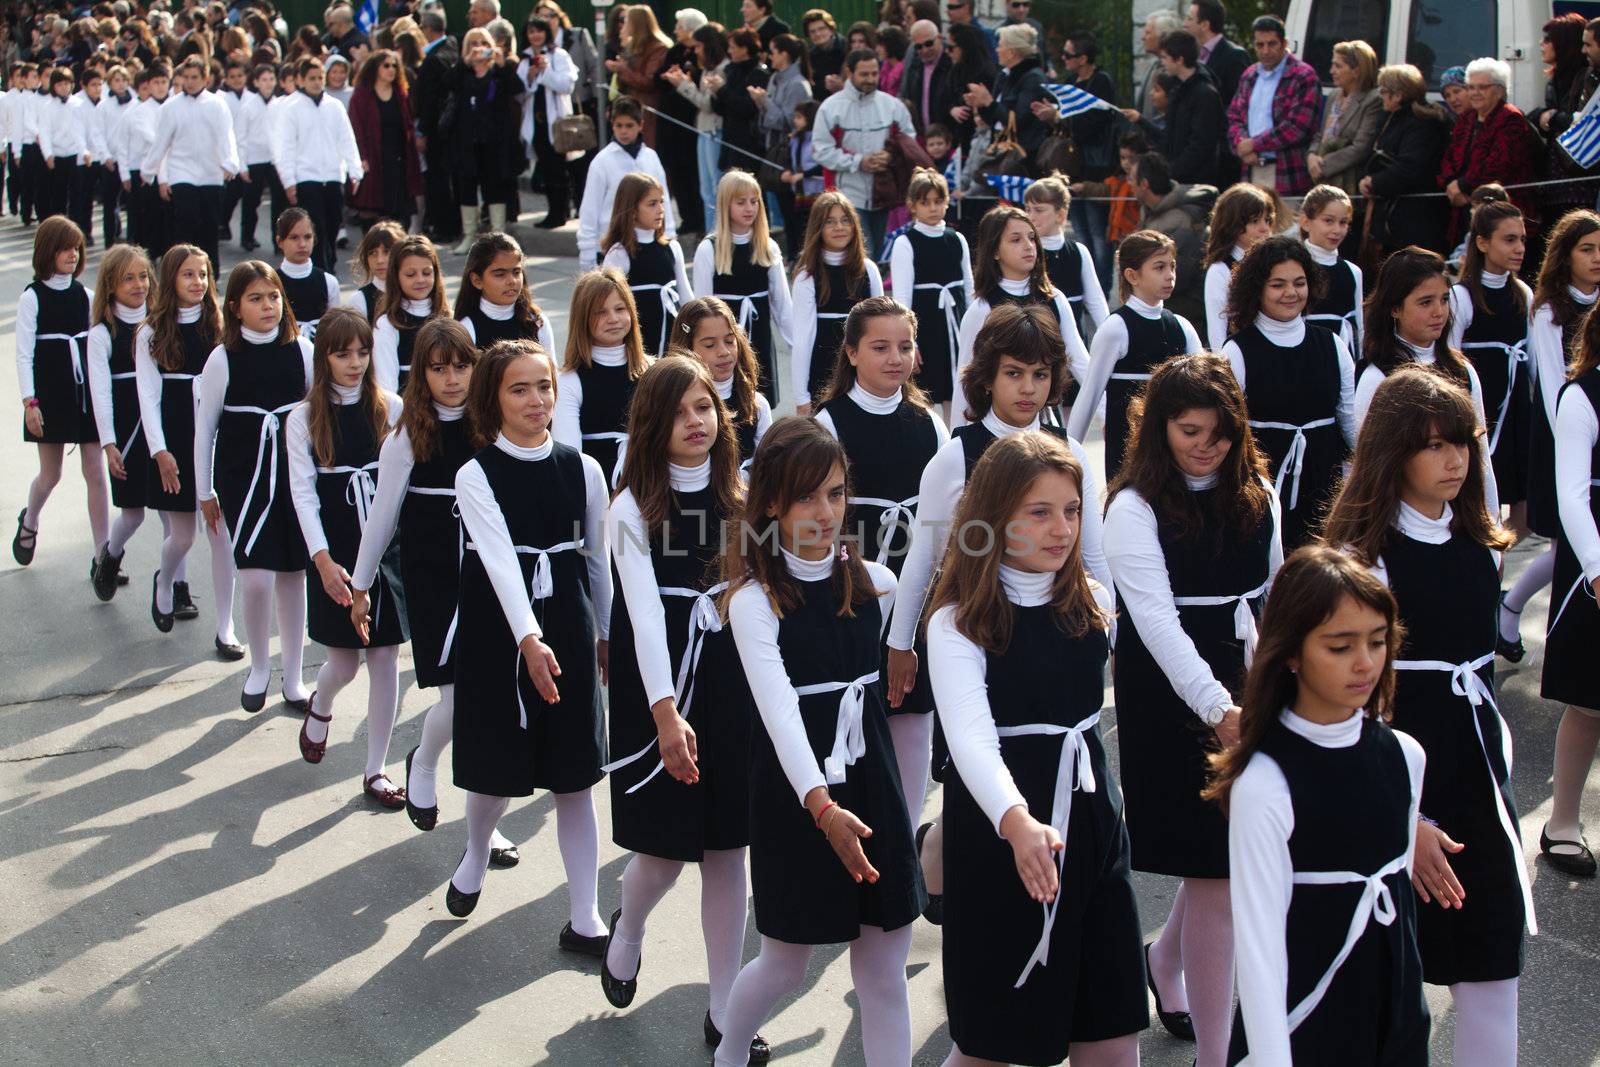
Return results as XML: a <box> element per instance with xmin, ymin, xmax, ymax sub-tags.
<box><xmin>1438</xmin><ymin>56</ymin><xmax>1539</xmax><ymax>243</ymax></box>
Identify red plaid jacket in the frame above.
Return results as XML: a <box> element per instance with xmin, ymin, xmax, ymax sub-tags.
<box><xmin>1225</xmin><ymin>54</ymin><xmax>1323</xmax><ymax>195</ymax></box>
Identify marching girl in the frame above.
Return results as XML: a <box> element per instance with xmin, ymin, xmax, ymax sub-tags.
<box><xmin>692</xmin><ymin>170</ymin><xmax>794</xmax><ymax>405</ymax></box>
<box><xmin>1222</xmin><ymin>235</ymin><xmax>1357</xmax><ymax>550</ymax></box>
<box><xmin>11</xmin><ymin>217</ymin><xmax>110</xmax><ymax>575</ymax></box>
<box><xmin>1299</xmin><ymin>184</ymin><xmax>1364</xmax><ymax>352</ymax></box>
<box><xmin>951</xmin><ymin>205</ymin><xmax>1087</xmax><ymax>428</ymax></box>
<box><xmin>599</xmin><ymin>356</ymin><xmax>764</xmax><ymax>1062</ymax></box>
<box><xmin>668</xmin><ymin>297</ymin><xmax>773</xmax><ymax>467</ymax></box>
<box><xmin>454</xmin><ymin>231</ymin><xmax>558</xmax><ymax>353</ymax></box>
<box><xmin>718</xmin><ymin>416</ymin><xmax>924</xmax><ymax>1067</ymax></box>
<box><xmin>1067</xmin><ymin>229</ymin><xmax>1202</xmax><ymax>482</ymax></box>
<box><xmin>1207</xmin><ymin>545</ymin><xmax>1430</xmax><ymax>1065</ymax></box>
<box><xmin>371</xmin><ymin>236</ymin><xmax>449</xmax><ymax>394</ymax></box>
<box><xmin>1023</xmin><ymin>175</ymin><xmax>1109</xmax><ymax>340</ymax></box>
<box><xmin>445</xmin><ymin>340</ymin><xmax>613</xmax><ymax>959</ymax></box>
<box><xmin>86</xmin><ymin>245</ymin><xmax>153</xmax><ymax>600</ymax></box>
<box><xmin>552</xmin><ymin>268</ymin><xmax>652</xmax><ymax>492</ymax></box>
<box><xmin>1501</xmin><ymin>209</ymin><xmax>1600</xmax><ymax>661</ymax></box>
<box><xmin>344</xmin><ymin>220</ymin><xmax>405</xmax><ymax>323</ymax></box>
<box><xmin>1448</xmin><ymin>201</ymin><xmax>1532</xmax><ymax>537</ymax></box>
<box><xmin>1104</xmin><ymin>354</ymin><xmax>1282</xmax><ymax>1067</ymax></box>
<box><xmin>285</xmin><ymin>307</ymin><xmax>409</xmax><ymax>807</ymax></box>
<box><xmin>600</xmin><ymin>172</ymin><xmax>693</xmax><ymax>358</ymax></box>
<box><xmin>274</xmin><ymin>208</ymin><xmax>341</xmax><ymax>342</ymax></box>
<box><xmin>137</xmin><ymin>244</ymin><xmax>241</xmax><ymax>650</ymax></box>
<box><xmin>888</xmin><ymin>167</ymin><xmax>973</xmax><ymax>417</ymax></box>
<box><xmin>194</xmin><ymin>261</ymin><xmax>315</xmax><ymax>713</ymax></box>
<box><xmin>789</xmin><ymin>191</ymin><xmax>884</xmax><ymax>412</ymax></box>
<box><xmin>1325</xmin><ymin>366</ymin><xmax>1531</xmax><ymax>1067</ymax></box>
<box><xmin>813</xmin><ymin>297</ymin><xmax>949</xmax><ymax>850</ymax></box>
<box><xmin>1201</xmin><ymin>182</ymin><xmax>1277</xmax><ymax>349</ymax></box>
<box><xmin>926</xmin><ymin>431</ymin><xmax>1147</xmax><ymax>1067</ymax></box>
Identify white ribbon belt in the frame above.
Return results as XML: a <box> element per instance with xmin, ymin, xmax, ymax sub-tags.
<box><xmin>912</xmin><ymin>281</ymin><xmax>963</xmax><ymax>382</ymax></box>
<box><xmin>1283</xmin><ymin>851</ymin><xmax>1410</xmax><ymax>1032</ymax></box>
<box><xmin>849</xmin><ymin>494</ymin><xmax>918</xmax><ymax>566</ymax></box>
<box><xmin>108</xmin><ymin>371</ymin><xmax>144</xmax><ymax>456</ymax></box>
<box><xmin>1172</xmin><ymin>580</ymin><xmax>1268</xmax><ymax>666</ymax></box>
<box><xmin>995</xmin><ymin>710</ymin><xmax>1102</xmax><ymax>987</ymax></box>
<box><xmin>1249</xmin><ymin>417</ymin><xmax>1336</xmax><ymax>512</ymax></box>
<box><xmin>1394</xmin><ymin>651</ymin><xmax>1536</xmax><ymax>933</ymax></box>
<box><xmin>1305</xmin><ymin>311</ymin><xmax>1356</xmax><ymax>346</ymax></box>
<box><xmin>160</xmin><ymin>372</ymin><xmax>197</xmax><ymax>381</ymax></box>
<box><xmin>222</xmin><ymin>401</ymin><xmax>298</xmax><ymax>556</ymax></box>
<box><xmin>631</xmin><ymin>280</ymin><xmax>681</xmax><ymax>354</ymax></box>
<box><xmin>603</xmin><ymin>580</ymin><xmax>730</xmax><ymax>792</ymax></box>
<box><xmin>580</xmin><ymin>429</ymin><xmax>628</xmax><ymax>485</ymax></box>
<box><xmin>1107</xmin><ymin>371</ymin><xmax>1152</xmax><ymax>382</ymax></box>
<box><xmin>712</xmin><ymin>291</ymin><xmax>768</xmax><ymax>337</ymax></box>
<box><xmin>405</xmin><ymin>485</ymin><xmax>456</xmax><ymax>496</ymax></box>
<box><xmin>794</xmin><ymin>670</ymin><xmax>881</xmax><ymax>784</ymax></box>
<box><xmin>437</xmin><ymin>501</ymin><xmax>467</xmax><ymax>668</ymax></box>
<box><xmin>316</xmin><ymin>461</ymin><xmax>379</xmax><ymax>532</ymax></box>
<box><xmin>464</xmin><ymin>537</ymin><xmax>585</xmax><ymax>729</ymax></box>
<box><xmin>39</xmin><ymin>331</ymin><xmax>90</xmax><ymax>412</ymax></box>
<box><xmin>1461</xmin><ymin>339</ymin><xmax>1529</xmax><ymax>455</ymax></box>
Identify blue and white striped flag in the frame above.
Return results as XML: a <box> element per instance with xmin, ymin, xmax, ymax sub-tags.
<box><xmin>1560</xmin><ymin>93</ymin><xmax>1600</xmax><ymax>170</ymax></box>
<box><xmin>943</xmin><ymin>146</ymin><xmax>961</xmax><ymax>190</ymax></box>
<box><xmin>355</xmin><ymin>0</ymin><xmax>379</xmax><ymax>34</ymax></box>
<box><xmin>985</xmin><ymin>173</ymin><xmax>1033</xmax><ymax>203</ymax></box>
<box><xmin>1042</xmin><ymin>82</ymin><xmax>1119</xmax><ymax>119</ymax></box>
<box><xmin>880</xmin><ymin>221</ymin><xmax>911</xmax><ymax>261</ymax></box>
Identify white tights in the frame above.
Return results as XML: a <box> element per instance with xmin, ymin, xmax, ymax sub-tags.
<box><xmin>302</xmin><ymin>645</ymin><xmax>401</xmax><ymax>780</ymax></box>
<box><xmin>888</xmin><ymin>713</ymin><xmax>935</xmax><ymax>826</ymax></box>
<box><xmin>26</xmin><ymin>442</ymin><xmax>110</xmax><ymax>553</ymax></box>
<box><xmin>452</xmin><ymin>788</ymin><xmax>606</xmax><ymax>937</ymax></box>
<box><xmin>1450</xmin><ymin>978</ymin><xmax>1518</xmax><ymax>1067</ymax></box>
<box><xmin>1147</xmin><ymin>878</ymin><xmax>1234</xmax><ymax>1067</ymax></box>
<box><xmin>605</xmin><ymin>848</ymin><xmax>749</xmax><ymax>1024</ymax></box>
<box><xmin>406</xmin><ymin>685</ymin><xmax>512</xmax><ymax>846</ymax></box>
<box><xmin>713</xmin><ymin>925</ymin><xmax>915</xmax><ymax>1067</ymax></box>
<box><xmin>941</xmin><ymin>1033</ymin><xmax>1139</xmax><ymax>1066</ymax></box>
<box><xmin>153</xmin><ymin>511</ymin><xmax>200</xmax><ymax>614</ymax></box>
<box><xmin>1500</xmin><ymin>548</ymin><xmax>1555</xmax><ymax>642</ymax></box>
<box><xmin>235</xmin><ymin>568</ymin><xmax>307</xmax><ymax>698</ymax></box>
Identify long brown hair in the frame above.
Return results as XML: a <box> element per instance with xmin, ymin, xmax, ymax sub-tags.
<box><xmin>1535</xmin><ymin>208</ymin><xmax>1600</xmax><ymax>328</ymax></box>
<box><xmin>467</xmin><ymin>340</ymin><xmax>559</xmax><ymax>448</ymax></box>
<box><xmin>1202</xmin><ymin>182</ymin><xmax>1276</xmax><ymax>269</ymax></box>
<box><xmin>222</xmin><ymin>260</ymin><xmax>299</xmax><ymax>348</ymax></box>
<box><xmin>1360</xmin><ymin>246</ymin><xmax>1472</xmax><ymax>390</ymax></box>
<box><xmin>928</xmin><ymin>431</ymin><xmax>1108</xmax><ymax>651</ymax></box>
<box><xmin>957</xmin><ymin>303</ymin><xmax>1068</xmax><ymax>423</ymax></box>
<box><xmin>1459</xmin><ymin>201</ymin><xmax>1528</xmax><ymax>317</ymax></box>
<box><xmin>1108</xmin><ymin>353</ymin><xmax>1272</xmax><ymax>542</ymax></box>
<box><xmin>382</xmin><ymin>237</ymin><xmax>448</xmax><ymax>326</ymax></box>
<box><xmin>615</xmin><ymin>356</ymin><xmax>744</xmax><ymax>533</ymax></box>
<box><xmin>90</xmin><ymin>244</ymin><xmax>151</xmax><ymax>338</ymax></box>
<box><xmin>305</xmin><ymin>307</ymin><xmax>389</xmax><ymax>467</ymax></box>
<box><xmin>723</xmin><ymin>416</ymin><xmax>880</xmax><ymax>617</ymax></box>
<box><xmin>455</xmin><ymin>231</ymin><xmax>545</xmax><ymax>332</ymax></box>
<box><xmin>600</xmin><ymin>171</ymin><xmax>668</xmax><ymax>260</ymax></box>
<box><xmin>815</xmin><ymin>296</ymin><xmax>929</xmax><ymax>411</ymax></box>
<box><xmin>668</xmin><ymin>297</ymin><xmax>761</xmax><ymax>429</ymax></box>
<box><xmin>31</xmin><ymin>216</ymin><xmax>86</xmax><ymax>280</ymax></box>
<box><xmin>1572</xmin><ymin>296</ymin><xmax>1600</xmax><ymax>380</ymax></box>
<box><xmin>355</xmin><ymin>47</ymin><xmax>409</xmax><ymax>93</ymax></box>
<box><xmin>793</xmin><ymin>191</ymin><xmax>868</xmax><ymax>307</ymax></box>
<box><xmin>148</xmin><ymin>244</ymin><xmax>222</xmax><ymax>371</ymax></box>
<box><xmin>1202</xmin><ymin>544</ymin><xmax>1402</xmax><ymax>813</ymax></box>
<box><xmin>563</xmin><ymin>268</ymin><xmax>650</xmax><ymax>378</ymax></box>
<box><xmin>400</xmin><ymin>318</ymin><xmax>479</xmax><ymax>463</ymax></box>
<box><xmin>972</xmin><ymin>204</ymin><xmax>1053</xmax><ymax>301</ymax></box>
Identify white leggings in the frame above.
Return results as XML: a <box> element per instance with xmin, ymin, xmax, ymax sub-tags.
<box><xmin>712</xmin><ymin>925</ymin><xmax>915</xmax><ymax>1067</ymax></box>
<box><xmin>452</xmin><ymin>788</ymin><xmax>606</xmax><ymax>937</ymax></box>
<box><xmin>311</xmin><ymin>645</ymin><xmax>401</xmax><ymax>780</ymax></box>
<box><xmin>235</xmin><ymin>568</ymin><xmax>307</xmax><ymax>698</ymax></box>
<box><xmin>1450</xmin><ymin>978</ymin><xmax>1518</xmax><ymax>1067</ymax></box>
<box><xmin>888</xmin><ymin>713</ymin><xmax>935</xmax><ymax>825</ymax></box>
<box><xmin>26</xmin><ymin>442</ymin><xmax>110</xmax><ymax>553</ymax></box>
<box><xmin>1148</xmin><ymin>878</ymin><xmax>1234</xmax><ymax>1067</ymax></box>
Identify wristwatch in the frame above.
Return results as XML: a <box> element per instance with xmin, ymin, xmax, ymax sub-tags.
<box><xmin>1199</xmin><ymin>701</ymin><xmax>1230</xmax><ymax>727</ymax></box>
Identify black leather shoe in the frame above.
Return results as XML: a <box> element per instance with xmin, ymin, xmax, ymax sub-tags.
<box><xmin>214</xmin><ymin>635</ymin><xmax>246</xmax><ymax>661</ymax></box>
<box><xmin>600</xmin><ymin>909</ymin><xmax>638</xmax><ymax>1007</ymax></box>
<box><xmin>446</xmin><ymin>880</ymin><xmax>480</xmax><ymax>917</ymax></box>
<box><xmin>561</xmin><ymin>921</ymin><xmax>607</xmax><ymax>958</ymax></box>
<box><xmin>150</xmin><ymin>573</ymin><xmax>174</xmax><ymax>633</ymax></box>
<box><xmin>489</xmin><ymin>844</ymin><xmax>520</xmax><ymax>868</ymax></box>
<box><xmin>12</xmin><ymin>508</ymin><xmax>36</xmax><ymax>565</ymax></box>
<box><xmin>1496</xmin><ymin>593</ymin><xmax>1527</xmax><ymax>663</ymax></box>
<box><xmin>1541</xmin><ymin>827</ymin><xmax>1598</xmax><ymax>877</ymax></box>
<box><xmin>916</xmin><ymin>822</ymin><xmax>944</xmax><ymax>926</ymax></box>
<box><xmin>282</xmin><ymin>692</ymin><xmax>311</xmax><ymax>715</ymax></box>
<box><xmin>91</xmin><ymin>545</ymin><xmax>124</xmax><ymax>601</ymax></box>
<box><xmin>536</xmin><ymin>213</ymin><xmax>569</xmax><ymax>229</ymax></box>
<box><xmin>1146</xmin><ymin>943</ymin><xmax>1195</xmax><ymax>1041</ymax></box>
<box><xmin>172</xmin><ymin>581</ymin><xmax>200</xmax><ymax>620</ymax></box>
<box><xmin>704</xmin><ymin>1010</ymin><xmax>771</xmax><ymax>1063</ymax></box>
<box><xmin>117</xmin><ymin>572</ymin><xmax>129</xmax><ymax>585</ymax></box>
<box><xmin>404</xmin><ymin>747</ymin><xmax>438</xmax><ymax>831</ymax></box>
<box><xmin>240</xmin><ymin>686</ymin><xmax>267</xmax><ymax>713</ymax></box>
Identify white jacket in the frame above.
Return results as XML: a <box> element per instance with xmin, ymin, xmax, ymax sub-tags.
<box><xmin>95</xmin><ymin>93</ymin><xmax>135</xmax><ymax>168</ymax></box>
<box><xmin>272</xmin><ymin>90</ymin><xmax>363</xmax><ymax>187</ymax></box>
<box><xmin>576</xmin><ymin>140</ymin><xmax>675</xmax><ymax>267</ymax></box>
<box><xmin>236</xmin><ymin>91</ymin><xmax>276</xmax><ymax>166</ymax></box>
<box><xmin>517</xmin><ymin>47</ymin><xmax>576</xmax><ymax>145</ymax></box>
<box><xmin>118</xmin><ymin>95</ymin><xmax>164</xmax><ymax>179</ymax></box>
<box><xmin>811</xmin><ymin>86</ymin><xmax>914</xmax><ymax>211</ymax></box>
<box><xmin>37</xmin><ymin>94</ymin><xmax>87</xmax><ymax>160</ymax></box>
<box><xmin>143</xmin><ymin>89</ymin><xmax>240</xmax><ymax>185</ymax></box>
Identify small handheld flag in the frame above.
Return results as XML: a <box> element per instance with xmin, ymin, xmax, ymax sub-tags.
<box><xmin>880</xmin><ymin>221</ymin><xmax>912</xmax><ymax>261</ymax></box>
<box><xmin>985</xmin><ymin>173</ymin><xmax>1034</xmax><ymax>203</ymax></box>
<box><xmin>1559</xmin><ymin>95</ymin><xmax>1600</xmax><ymax>171</ymax></box>
<box><xmin>1042</xmin><ymin>83</ymin><xmax>1119</xmax><ymax>119</ymax></box>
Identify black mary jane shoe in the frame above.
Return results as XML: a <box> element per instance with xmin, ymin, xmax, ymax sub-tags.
<box><xmin>172</xmin><ymin>581</ymin><xmax>200</xmax><ymax>620</ymax></box>
<box><xmin>535</xmin><ymin>213</ymin><xmax>569</xmax><ymax>230</ymax></box>
<box><xmin>1540</xmin><ymin>827</ymin><xmax>1598</xmax><ymax>878</ymax></box>
<box><xmin>600</xmin><ymin>909</ymin><xmax>638</xmax><ymax>1008</ymax></box>
<box><xmin>404</xmin><ymin>747</ymin><xmax>439</xmax><ymax>832</ymax></box>
<box><xmin>1146</xmin><ymin>943</ymin><xmax>1196</xmax><ymax>1041</ymax></box>
<box><xmin>561</xmin><ymin>920</ymin><xmax>607</xmax><ymax>958</ymax></box>
<box><xmin>91</xmin><ymin>545</ymin><xmax>125</xmax><ymax>601</ymax></box>
<box><xmin>150</xmin><ymin>573</ymin><xmax>175</xmax><ymax>633</ymax></box>
<box><xmin>704</xmin><ymin>1011</ymin><xmax>771</xmax><ymax>1064</ymax></box>
<box><xmin>915</xmin><ymin>822</ymin><xmax>944</xmax><ymax>926</ymax></box>
<box><xmin>489</xmin><ymin>844</ymin><xmax>520</xmax><ymax>868</ymax></box>
<box><xmin>12</xmin><ymin>508</ymin><xmax>37</xmax><ymax>566</ymax></box>
<box><xmin>240</xmin><ymin>686</ymin><xmax>267</xmax><ymax>713</ymax></box>
<box><xmin>214</xmin><ymin>635</ymin><xmax>246</xmax><ymax>661</ymax></box>
<box><xmin>282</xmin><ymin>692</ymin><xmax>311</xmax><ymax>715</ymax></box>
<box><xmin>1496</xmin><ymin>593</ymin><xmax>1527</xmax><ymax>663</ymax></box>
<box><xmin>446</xmin><ymin>880</ymin><xmax>480</xmax><ymax>918</ymax></box>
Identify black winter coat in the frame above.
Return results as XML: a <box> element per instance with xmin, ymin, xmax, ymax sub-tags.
<box><xmin>1365</xmin><ymin>105</ymin><xmax>1451</xmax><ymax>254</ymax></box>
<box><xmin>447</xmin><ymin>63</ymin><xmax>526</xmax><ymax>180</ymax></box>
<box><xmin>713</xmin><ymin>57</ymin><xmax>771</xmax><ymax>172</ymax></box>
<box><xmin>1164</xmin><ymin>69</ymin><xmax>1223</xmax><ymax>185</ymax></box>
<box><xmin>978</xmin><ymin>55</ymin><xmax>1050</xmax><ymax>156</ymax></box>
<box><xmin>899</xmin><ymin>51</ymin><xmax>956</xmax><ymax>135</ymax></box>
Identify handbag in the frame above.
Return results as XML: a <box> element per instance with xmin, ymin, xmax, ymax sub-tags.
<box><xmin>1033</xmin><ymin>130</ymin><xmax>1078</xmax><ymax>178</ymax></box>
<box><xmin>553</xmin><ymin>112</ymin><xmax>597</xmax><ymax>154</ymax></box>
<box><xmin>975</xmin><ymin>113</ymin><xmax>1028</xmax><ymax>180</ymax></box>
<box><xmin>873</xmin><ymin>122</ymin><xmax>935</xmax><ymax>208</ymax></box>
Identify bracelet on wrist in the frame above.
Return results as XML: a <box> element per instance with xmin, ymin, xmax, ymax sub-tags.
<box><xmin>814</xmin><ymin>799</ymin><xmax>838</xmax><ymax>830</ymax></box>
<box><xmin>23</xmin><ymin>397</ymin><xmax>39</xmax><ymax>409</ymax></box>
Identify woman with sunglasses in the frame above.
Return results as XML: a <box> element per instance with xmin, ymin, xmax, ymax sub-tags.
<box><xmin>347</xmin><ymin>50</ymin><xmax>424</xmax><ymax>233</ymax></box>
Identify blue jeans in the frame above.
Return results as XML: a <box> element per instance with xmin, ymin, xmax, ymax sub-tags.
<box><xmin>1070</xmin><ymin>197</ymin><xmax>1114</xmax><ymax>292</ymax></box>
<box><xmin>697</xmin><ymin>130</ymin><xmax>722</xmax><ymax>233</ymax></box>
<box><xmin>859</xmin><ymin>207</ymin><xmax>888</xmax><ymax>263</ymax></box>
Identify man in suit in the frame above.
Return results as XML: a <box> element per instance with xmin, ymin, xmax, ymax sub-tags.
<box><xmin>1186</xmin><ymin>0</ymin><xmax>1247</xmax><ymax>187</ymax></box>
<box><xmin>741</xmin><ymin>0</ymin><xmax>790</xmax><ymax>51</ymax></box>
<box><xmin>900</xmin><ymin>20</ymin><xmax>955</xmax><ymax>136</ymax></box>
<box><xmin>416</xmin><ymin>8</ymin><xmax>461</xmax><ymax>241</ymax></box>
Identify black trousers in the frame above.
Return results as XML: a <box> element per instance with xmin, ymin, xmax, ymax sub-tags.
<box><xmin>42</xmin><ymin>155</ymin><xmax>77</xmax><ymax>222</ymax></box>
<box><xmin>170</xmin><ymin>182</ymin><xmax>221</xmax><ymax>274</ymax></box>
<box><xmin>240</xmin><ymin>162</ymin><xmax>282</xmax><ymax>247</ymax></box>
<box><xmin>18</xmin><ymin>143</ymin><xmax>43</xmax><ymax>223</ymax></box>
<box><xmin>423</xmin><ymin>146</ymin><xmax>458</xmax><ymax>238</ymax></box>
<box><xmin>68</xmin><ymin>160</ymin><xmax>97</xmax><ymax>243</ymax></box>
<box><xmin>530</xmin><ymin>119</ymin><xmax>571</xmax><ymax>221</ymax></box>
<box><xmin>97</xmin><ymin>164</ymin><xmax>122</xmax><ymax>246</ymax></box>
<box><xmin>221</xmin><ymin>174</ymin><xmax>244</xmax><ymax>237</ymax></box>
<box><xmin>296</xmin><ymin>180</ymin><xmax>343</xmax><ymax>272</ymax></box>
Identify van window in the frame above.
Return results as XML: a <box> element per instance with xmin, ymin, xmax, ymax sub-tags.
<box><xmin>1301</xmin><ymin>0</ymin><xmax>1387</xmax><ymax>86</ymax></box>
<box><xmin>1407</xmin><ymin>0</ymin><xmax>1496</xmax><ymax>88</ymax></box>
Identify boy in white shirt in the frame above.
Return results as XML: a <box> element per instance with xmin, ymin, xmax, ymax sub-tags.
<box><xmin>271</xmin><ymin>56</ymin><xmax>362</xmax><ymax>271</ymax></box>
<box><xmin>575</xmin><ymin>96</ymin><xmax>675</xmax><ymax>267</ymax></box>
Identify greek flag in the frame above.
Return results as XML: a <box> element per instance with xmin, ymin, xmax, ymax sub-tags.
<box><xmin>986</xmin><ymin>173</ymin><xmax>1033</xmax><ymax>203</ymax></box>
<box><xmin>1042</xmin><ymin>83</ymin><xmax>1120</xmax><ymax>119</ymax></box>
<box><xmin>355</xmin><ymin>0</ymin><xmax>379</xmax><ymax>33</ymax></box>
<box><xmin>880</xmin><ymin>221</ymin><xmax>911</xmax><ymax>261</ymax></box>
<box><xmin>943</xmin><ymin>147</ymin><xmax>961</xmax><ymax>190</ymax></box>
<box><xmin>1559</xmin><ymin>94</ymin><xmax>1600</xmax><ymax>170</ymax></box>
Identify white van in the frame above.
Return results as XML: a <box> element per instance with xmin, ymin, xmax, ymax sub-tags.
<box><xmin>1283</xmin><ymin>0</ymin><xmax>1600</xmax><ymax>111</ymax></box>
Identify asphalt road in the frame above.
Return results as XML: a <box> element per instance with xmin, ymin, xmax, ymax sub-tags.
<box><xmin>0</xmin><ymin>207</ymin><xmax>1596</xmax><ymax>1066</ymax></box>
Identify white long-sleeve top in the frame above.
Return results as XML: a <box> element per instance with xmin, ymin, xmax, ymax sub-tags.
<box><xmin>729</xmin><ymin>548</ymin><xmax>898</xmax><ymax>804</ymax></box>
<box><xmin>714</xmin><ymin>371</ymin><xmax>773</xmax><ymax>449</ymax></box>
<box><xmin>286</xmin><ymin>383</ymin><xmax>403</xmax><ymax>557</ymax></box>
<box><xmin>458</xmin><ymin>297</ymin><xmax>559</xmax><ymax>353</ymax></box>
<box><xmin>606</xmin><ymin>457</ymin><xmax>713</xmax><ymax>706</ymax></box>
<box><xmin>1447</xmin><ymin>271</ymin><xmax>1532</xmax><ymax>353</ymax></box>
<box><xmin>86</xmin><ymin>303</ymin><xmax>148</xmax><ymax>447</ymax></box>
<box><xmin>135</xmin><ymin>303</ymin><xmax>203</xmax><ymax>456</ymax></box>
<box><xmin>1230</xmin><ymin>708</ymin><xmax>1425</xmax><ymax>1066</ymax></box>
<box><xmin>790</xmin><ymin>253</ymin><xmax>884</xmax><ymax>404</ymax></box>
<box><xmin>517</xmin><ymin>46</ymin><xmax>577</xmax><ymax>144</ymax></box>
<box><xmin>94</xmin><ymin>92</ymin><xmax>136</xmax><ymax>168</ymax></box>
<box><xmin>118</xmin><ymin>95</ymin><xmax>165</xmax><ymax>179</ymax></box>
<box><xmin>349</xmin><ymin>402</ymin><xmax>465</xmax><ymax>591</ymax></box>
<box><xmin>553</xmin><ymin>343</ymin><xmax>628</xmax><ymax>449</ymax></box>
<box><xmin>886</xmin><ymin>410</ymin><xmax>1109</xmax><ymax>651</ymax></box>
<box><xmin>235</xmin><ymin>90</ymin><xmax>276</xmax><ymax>166</ymax></box>
<box><xmin>192</xmin><ymin>328</ymin><xmax>315</xmax><ymax>501</ymax></box>
<box><xmin>1067</xmin><ymin>295</ymin><xmax>1202</xmax><ymax>441</ymax></box>
<box><xmin>951</xmin><ymin>278</ymin><xmax>1087</xmax><ymax>428</ymax></box>
<box><xmin>1531</xmin><ymin>287</ymin><xmax>1599</xmax><ymax>428</ymax></box>
<box><xmin>453</xmin><ymin>431</ymin><xmax>613</xmax><ymax>644</ymax></box>
<box><xmin>0</xmin><ymin>88</ymin><xmax>22</xmax><ymax>148</ymax></box>
<box><xmin>1040</xmin><ymin>232</ymin><xmax>1110</xmax><ymax>330</ymax></box>
<box><xmin>888</xmin><ymin>220</ymin><xmax>975</xmax><ymax>311</ymax></box>
<box><xmin>576</xmin><ymin>140</ymin><xmax>675</xmax><ymax>266</ymax></box>
<box><xmin>1223</xmin><ymin>312</ymin><xmax>1357</xmax><ymax>448</ymax></box>
<box><xmin>1305</xmin><ymin>240</ymin><xmax>1365</xmax><ymax>354</ymax></box>
<box><xmin>14</xmin><ymin>273</ymin><xmax>93</xmax><ymax>399</ymax></box>
<box><xmin>143</xmin><ymin>89</ymin><xmax>240</xmax><ymax>185</ymax></box>
<box><xmin>371</xmin><ymin>297</ymin><xmax>438</xmax><ymax>393</ymax></box>
<box><xmin>1104</xmin><ymin>471</ymin><xmax>1284</xmax><ymax>722</ymax></box>
<box><xmin>927</xmin><ymin>567</ymin><xmax>1116</xmax><ymax>830</ymax></box>
<box><xmin>692</xmin><ymin>231</ymin><xmax>794</xmax><ymax>349</ymax></box>
<box><xmin>343</xmin><ymin>278</ymin><xmax>385</xmax><ymax>321</ymax></box>
<box><xmin>1556</xmin><ymin>380</ymin><xmax>1600</xmax><ymax>584</ymax></box>
<box><xmin>601</xmin><ymin>232</ymin><xmax>693</xmax><ymax>307</ymax></box>
<box><xmin>36</xmin><ymin>93</ymin><xmax>87</xmax><ymax>159</ymax></box>
<box><xmin>1203</xmin><ymin>247</ymin><xmax>1245</xmax><ymax>349</ymax></box>
<box><xmin>15</xmin><ymin>88</ymin><xmax>43</xmax><ymax>145</ymax></box>
<box><xmin>271</xmin><ymin>90</ymin><xmax>363</xmax><ymax>188</ymax></box>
